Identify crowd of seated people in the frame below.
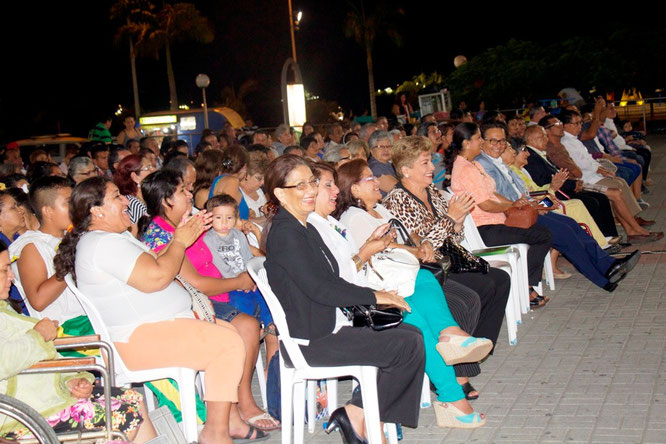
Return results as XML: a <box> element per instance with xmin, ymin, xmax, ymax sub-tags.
<box><xmin>0</xmin><ymin>101</ymin><xmax>660</xmax><ymax>441</ymax></box>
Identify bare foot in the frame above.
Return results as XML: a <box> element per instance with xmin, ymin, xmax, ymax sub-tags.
<box><xmin>238</xmin><ymin>406</ymin><xmax>280</xmax><ymax>430</ymax></box>
<box><xmin>456</xmin><ymin>377</ymin><xmax>479</xmax><ymax>398</ymax></box>
<box><xmin>199</xmin><ymin>426</ymin><xmax>232</xmax><ymax>444</ymax></box>
<box><xmin>344</xmin><ymin>404</ymin><xmax>366</xmax><ymax>441</ymax></box>
<box><xmin>450</xmin><ymin>398</ymin><xmax>475</xmax><ymax>415</ymax></box>
<box><xmin>439</xmin><ymin>326</ymin><xmax>470</xmax><ymax>341</ymax></box>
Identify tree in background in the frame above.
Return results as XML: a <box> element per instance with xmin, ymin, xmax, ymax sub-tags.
<box><xmin>218</xmin><ymin>79</ymin><xmax>259</xmax><ymax>119</ymax></box>
<box><xmin>111</xmin><ymin>0</ymin><xmax>213</xmax><ymax>112</ymax></box>
<box><xmin>344</xmin><ymin>0</ymin><xmax>403</xmax><ymax>119</ymax></box>
<box><xmin>111</xmin><ymin>0</ymin><xmax>157</xmax><ymax>116</ymax></box>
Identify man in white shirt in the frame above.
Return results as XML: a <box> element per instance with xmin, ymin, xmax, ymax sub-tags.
<box><xmin>558</xmin><ymin>110</ymin><xmax>662</xmax><ymax>244</ymax></box>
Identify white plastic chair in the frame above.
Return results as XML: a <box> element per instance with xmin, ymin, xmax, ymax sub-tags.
<box><xmin>247</xmin><ymin>257</ymin><xmax>395</xmax><ymax>444</ymax></box>
<box><xmin>65</xmin><ymin>274</ymin><xmax>200</xmax><ymax>443</ymax></box>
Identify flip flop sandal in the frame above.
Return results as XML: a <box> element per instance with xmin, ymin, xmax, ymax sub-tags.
<box><xmin>243</xmin><ymin>412</ymin><xmax>281</xmax><ymax>431</ymax></box>
<box><xmin>232</xmin><ymin>425</ymin><xmax>270</xmax><ymax>443</ymax></box>
<box><xmin>462</xmin><ymin>382</ymin><xmax>479</xmax><ymax>400</ymax></box>
<box><xmin>260</xmin><ymin>323</ymin><xmax>278</xmax><ymax>341</ymax></box>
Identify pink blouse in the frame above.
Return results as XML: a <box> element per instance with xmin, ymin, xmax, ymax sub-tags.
<box><xmin>150</xmin><ymin>216</ymin><xmax>229</xmax><ymax>302</ymax></box>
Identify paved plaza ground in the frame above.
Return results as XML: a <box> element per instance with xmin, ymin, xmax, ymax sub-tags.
<box><xmin>258</xmin><ymin>135</ymin><xmax>666</xmax><ymax>443</ymax></box>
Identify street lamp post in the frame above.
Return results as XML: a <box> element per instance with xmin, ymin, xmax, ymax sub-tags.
<box><xmin>282</xmin><ymin>2</ymin><xmax>306</xmax><ymax>128</ymax></box>
<box><xmin>196</xmin><ymin>74</ymin><xmax>211</xmax><ymax>129</ymax></box>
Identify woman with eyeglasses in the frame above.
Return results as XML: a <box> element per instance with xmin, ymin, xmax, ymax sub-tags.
<box><xmin>367</xmin><ymin>130</ymin><xmax>398</xmax><ymax>196</ymax></box>
<box><xmin>321</xmin><ymin>160</ymin><xmax>490</xmax><ymax>428</ymax></box>
<box><xmin>262</xmin><ymin>155</ymin><xmax>426</xmax><ymax>443</ymax></box>
<box><xmin>113</xmin><ymin>154</ymin><xmax>155</xmax><ymax>236</ymax></box>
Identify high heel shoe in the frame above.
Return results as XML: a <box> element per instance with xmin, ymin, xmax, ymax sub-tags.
<box><xmin>325</xmin><ymin>406</ymin><xmax>368</xmax><ymax>444</ymax></box>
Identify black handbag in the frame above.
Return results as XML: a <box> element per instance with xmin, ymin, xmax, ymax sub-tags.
<box><xmin>439</xmin><ymin>238</ymin><xmax>490</xmax><ymax>274</ymax></box>
<box><xmin>341</xmin><ymin>305</ymin><xmax>403</xmax><ymax>331</ymax></box>
<box><xmin>388</xmin><ymin>218</ymin><xmax>450</xmax><ymax>284</ymax></box>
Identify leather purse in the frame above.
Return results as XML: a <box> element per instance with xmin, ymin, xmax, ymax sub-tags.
<box><xmin>388</xmin><ymin>218</ymin><xmax>450</xmax><ymax>284</ymax></box>
<box><xmin>504</xmin><ymin>205</ymin><xmax>538</xmax><ymax>229</ymax></box>
<box><xmin>439</xmin><ymin>238</ymin><xmax>490</xmax><ymax>274</ymax></box>
<box><xmin>341</xmin><ymin>305</ymin><xmax>403</xmax><ymax>331</ymax></box>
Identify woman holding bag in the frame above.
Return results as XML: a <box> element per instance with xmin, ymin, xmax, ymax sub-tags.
<box><xmin>308</xmin><ymin>161</ymin><xmax>491</xmax><ymax>429</ymax></box>
<box><xmin>262</xmin><ymin>155</ymin><xmax>423</xmax><ymax>443</ymax></box>
<box><xmin>382</xmin><ymin>137</ymin><xmax>512</xmax><ymax>400</ymax></box>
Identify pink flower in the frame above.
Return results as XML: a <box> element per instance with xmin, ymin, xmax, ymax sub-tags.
<box><xmin>46</xmin><ymin>407</ymin><xmax>71</xmax><ymax>426</ymax></box>
<box><xmin>71</xmin><ymin>400</ymin><xmax>95</xmax><ymax>423</ymax></box>
<box><xmin>97</xmin><ymin>395</ymin><xmax>121</xmax><ymax>411</ymax></box>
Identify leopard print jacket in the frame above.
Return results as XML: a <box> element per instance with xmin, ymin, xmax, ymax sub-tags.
<box><xmin>383</xmin><ymin>183</ymin><xmax>465</xmax><ymax>259</ymax></box>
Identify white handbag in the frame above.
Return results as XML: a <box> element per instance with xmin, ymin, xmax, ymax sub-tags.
<box><xmin>363</xmin><ymin>247</ymin><xmax>419</xmax><ymax>297</ymax></box>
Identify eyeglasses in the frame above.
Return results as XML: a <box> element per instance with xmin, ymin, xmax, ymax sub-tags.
<box><xmin>373</xmin><ymin>144</ymin><xmax>391</xmax><ymax>150</ymax></box>
<box><xmin>140</xmin><ymin>165</ymin><xmax>156</xmax><ymax>172</ymax></box>
<box><xmin>486</xmin><ymin>138</ymin><xmax>507</xmax><ymax>146</ymax></box>
<box><xmin>281</xmin><ymin>177</ymin><xmax>319</xmax><ymax>191</ymax></box>
<box><xmin>77</xmin><ymin>169</ymin><xmax>96</xmax><ymax>177</ymax></box>
<box><xmin>544</xmin><ymin>120</ymin><xmax>562</xmax><ymax>129</ymax></box>
<box><xmin>358</xmin><ymin>175</ymin><xmax>378</xmax><ymax>183</ymax></box>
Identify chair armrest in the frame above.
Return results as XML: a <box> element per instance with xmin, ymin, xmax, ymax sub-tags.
<box><xmin>28</xmin><ymin>357</ymin><xmax>96</xmax><ymax>369</ymax></box>
<box><xmin>53</xmin><ymin>335</ymin><xmax>100</xmax><ymax>346</ymax></box>
<box><xmin>472</xmin><ymin>246</ymin><xmax>516</xmax><ymax>257</ymax></box>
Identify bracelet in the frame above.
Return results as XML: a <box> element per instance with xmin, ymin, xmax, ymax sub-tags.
<box><xmin>352</xmin><ymin>255</ymin><xmax>364</xmax><ymax>271</ymax></box>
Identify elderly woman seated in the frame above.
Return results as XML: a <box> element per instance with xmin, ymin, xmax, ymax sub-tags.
<box><xmin>367</xmin><ymin>130</ymin><xmax>398</xmax><ymax>196</ymax></box>
<box><xmin>52</xmin><ymin>176</ymin><xmax>250</xmax><ymax>443</ymax></box>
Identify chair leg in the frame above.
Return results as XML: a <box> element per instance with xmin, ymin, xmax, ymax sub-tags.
<box><xmin>255</xmin><ymin>348</ymin><xmax>267</xmax><ymax>410</ymax></box>
<box><xmin>177</xmin><ymin>370</ymin><xmax>199</xmax><ymax>443</ymax></box>
<box><xmin>293</xmin><ymin>380</ymin><xmax>306</xmax><ymax>444</ymax></box>
<box><xmin>420</xmin><ymin>374</ymin><xmax>431</xmax><ymax>408</ymax></box>
<box><xmin>306</xmin><ymin>380</ymin><xmax>316</xmax><ymax>433</ymax></box>
<box><xmin>280</xmin><ymin>367</ymin><xmax>295</xmax><ymax>444</ymax></box>
<box><xmin>358</xmin><ymin>367</ymin><xmax>382</xmax><ymax>444</ymax></box>
<box><xmin>327</xmin><ymin>379</ymin><xmax>338</xmax><ymax>413</ymax></box>
<box><xmin>143</xmin><ymin>383</ymin><xmax>156</xmax><ymax>412</ymax></box>
<box><xmin>385</xmin><ymin>423</ymin><xmax>399</xmax><ymax>444</ymax></box>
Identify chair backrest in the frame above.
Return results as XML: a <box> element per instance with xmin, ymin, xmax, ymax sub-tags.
<box><xmin>443</xmin><ymin>187</ymin><xmax>487</xmax><ymax>251</ymax></box>
<box><xmin>461</xmin><ymin>213</ymin><xmax>488</xmax><ymax>251</ymax></box>
<box><xmin>64</xmin><ymin>274</ymin><xmax>133</xmax><ymax>384</ymax></box>
<box><xmin>247</xmin><ymin>257</ymin><xmax>310</xmax><ymax>369</ymax></box>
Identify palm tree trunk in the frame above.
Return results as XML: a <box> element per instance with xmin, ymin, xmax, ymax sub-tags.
<box><xmin>129</xmin><ymin>39</ymin><xmax>141</xmax><ymax>116</ymax></box>
<box><xmin>366</xmin><ymin>41</ymin><xmax>377</xmax><ymax>119</ymax></box>
<box><xmin>165</xmin><ymin>40</ymin><xmax>178</xmax><ymax>111</ymax></box>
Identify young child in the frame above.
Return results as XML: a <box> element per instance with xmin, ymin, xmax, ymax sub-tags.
<box><xmin>9</xmin><ymin>176</ymin><xmax>86</xmax><ymax>326</ymax></box>
<box><xmin>204</xmin><ymin>194</ymin><xmax>278</xmax><ymax>365</ymax></box>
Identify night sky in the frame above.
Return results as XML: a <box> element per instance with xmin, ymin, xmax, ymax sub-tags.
<box><xmin>0</xmin><ymin>0</ymin><xmax>650</xmax><ymax>141</ymax></box>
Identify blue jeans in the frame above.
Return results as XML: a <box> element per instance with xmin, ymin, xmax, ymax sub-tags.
<box><xmin>228</xmin><ymin>289</ymin><xmax>273</xmax><ymax>327</ymax></box>
<box><xmin>211</xmin><ymin>300</ymin><xmax>241</xmax><ymax>322</ymax></box>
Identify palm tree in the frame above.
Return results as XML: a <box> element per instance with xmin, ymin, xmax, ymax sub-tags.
<box><xmin>344</xmin><ymin>0</ymin><xmax>403</xmax><ymax>119</ymax></box>
<box><xmin>112</xmin><ymin>1</ymin><xmax>213</xmax><ymax>112</ymax></box>
<box><xmin>111</xmin><ymin>0</ymin><xmax>158</xmax><ymax>116</ymax></box>
<box><xmin>153</xmin><ymin>3</ymin><xmax>214</xmax><ymax>110</ymax></box>
<box><xmin>219</xmin><ymin>79</ymin><xmax>259</xmax><ymax>119</ymax></box>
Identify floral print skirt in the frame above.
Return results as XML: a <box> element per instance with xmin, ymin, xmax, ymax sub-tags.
<box><xmin>4</xmin><ymin>387</ymin><xmax>143</xmax><ymax>440</ymax></box>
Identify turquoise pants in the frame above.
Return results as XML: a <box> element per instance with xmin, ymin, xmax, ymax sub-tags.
<box><xmin>403</xmin><ymin>270</ymin><xmax>465</xmax><ymax>402</ymax></box>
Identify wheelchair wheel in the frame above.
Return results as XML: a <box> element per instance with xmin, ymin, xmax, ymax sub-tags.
<box><xmin>0</xmin><ymin>394</ymin><xmax>58</xmax><ymax>443</ymax></box>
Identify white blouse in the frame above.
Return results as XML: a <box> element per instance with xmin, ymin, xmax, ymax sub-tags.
<box><xmin>339</xmin><ymin>204</ymin><xmax>394</xmax><ymax>249</ymax></box>
<box><xmin>76</xmin><ymin>231</ymin><xmax>194</xmax><ymax>342</ymax></box>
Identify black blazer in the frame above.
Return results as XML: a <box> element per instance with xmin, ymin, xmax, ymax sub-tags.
<box><xmin>524</xmin><ymin>146</ymin><xmax>577</xmax><ymax>195</ymax></box>
<box><xmin>265</xmin><ymin>207</ymin><xmax>375</xmax><ymax>341</ymax></box>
